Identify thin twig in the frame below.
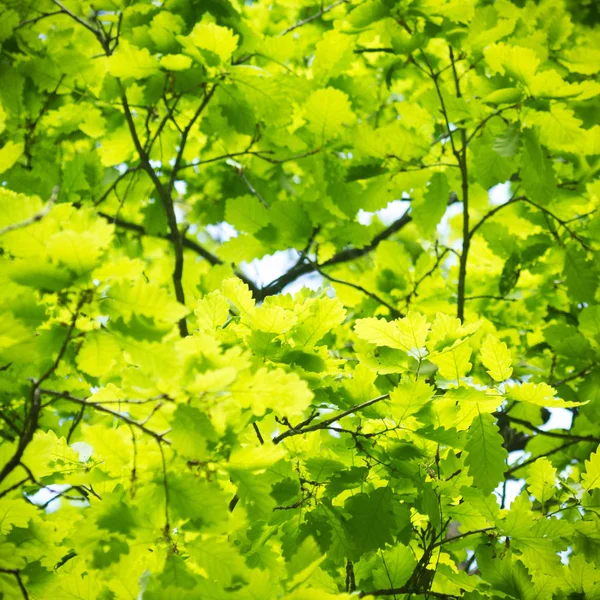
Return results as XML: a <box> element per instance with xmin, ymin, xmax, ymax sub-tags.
<box><xmin>0</xmin><ymin>187</ymin><xmax>59</xmax><ymax>236</ymax></box>
<box><xmin>39</xmin><ymin>389</ymin><xmax>171</xmax><ymax>443</ymax></box>
<box><xmin>96</xmin><ymin>212</ymin><xmax>259</xmax><ymax>294</ymax></box>
<box><xmin>273</xmin><ymin>394</ymin><xmax>390</xmax><ymax>444</ymax></box>
<box><xmin>279</xmin><ymin>0</ymin><xmax>347</xmax><ymax>36</ymax></box>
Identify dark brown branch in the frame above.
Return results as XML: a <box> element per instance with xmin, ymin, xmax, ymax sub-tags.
<box><xmin>0</xmin><ymin>476</ymin><xmax>32</xmax><ymax>500</ymax></box>
<box><xmin>273</xmin><ymin>394</ymin><xmax>389</xmax><ymax>444</ymax></box>
<box><xmin>0</xmin><ymin>294</ymin><xmax>86</xmax><ymax>485</ymax></box>
<box><xmin>433</xmin><ymin>527</ymin><xmax>494</xmax><ymax>548</ymax></box>
<box><xmin>354</xmin><ymin>47</ymin><xmax>395</xmax><ymax>54</ymax></box>
<box><xmin>505</xmin><ymin>440</ymin><xmax>580</xmax><ymax>476</ymax></box>
<box><xmin>551</xmin><ymin>365</ymin><xmax>597</xmax><ymax>387</ymax></box>
<box><xmin>449</xmin><ymin>47</ymin><xmax>470</xmax><ymax>322</ymax></box>
<box><xmin>118</xmin><ymin>82</ymin><xmax>190</xmax><ymax>336</ymax></box>
<box><xmin>301</xmin><ymin>254</ymin><xmax>403</xmax><ymax>318</ymax></box>
<box><xmin>252</xmin><ymin>422</ymin><xmax>265</xmax><ymax>445</ymax></box>
<box><xmin>178</xmin><ymin>147</ymin><xmax>321</xmax><ymax>171</ymax></box>
<box><xmin>0</xmin><ymin>568</ymin><xmax>29</xmax><ymax>599</ymax></box>
<box><xmin>39</xmin><ymin>389</ymin><xmax>171</xmax><ymax>444</ymax></box>
<box><xmin>257</xmin><ymin>208</ymin><xmax>412</xmax><ymax>299</ymax></box>
<box><xmin>94</xmin><ymin>167</ymin><xmax>141</xmax><ymax>206</ymax></box>
<box><xmin>469</xmin><ymin>196</ymin><xmax>521</xmax><ymax>238</ymax></box>
<box><xmin>465</xmin><ymin>295</ymin><xmax>519</xmax><ymax>302</ymax></box>
<box><xmin>498</xmin><ymin>413</ymin><xmax>600</xmax><ymax>444</ymax></box>
<box><xmin>521</xmin><ymin>197</ymin><xmax>592</xmax><ymax>251</ymax></box>
<box><xmin>168</xmin><ymin>85</ymin><xmax>217</xmax><ymax>193</ymax></box>
<box><xmin>465</xmin><ymin>104</ymin><xmax>521</xmax><ymax>146</ymax></box>
<box><xmin>15</xmin><ymin>10</ymin><xmax>64</xmax><ymax>30</ymax></box>
<box><xmin>97</xmin><ymin>212</ymin><xmax>259</xmax><ymax>294</ymax></box>
<box><xmin>50</xmin><ymin>0</ymin><xmax>109</xmax><ymax>52</ymax></box>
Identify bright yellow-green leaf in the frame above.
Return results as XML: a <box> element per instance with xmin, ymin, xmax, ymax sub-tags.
<box><xmin>508</xmin><ymin>382</ymin><xmax>586</xmax><ymax>408</ymax></box>
<box><xmin>84</xmin><ymin>424</ymin><xmax>131</xmax><ymax>476</ymax></box>
<box><xmin>480</xmin><ymin>334</ymin><xmax>513</xmax><ymax>381</ymax></box>
<box><xmin>293</xmin><ymin>297</ymin><xmax>346</xmax><ymax>348</ymax></box>
<box><xmin>527</xmin><ymin>457</ymin><xmax>557</xmax><ymax>504</ymax></box>
<box><xmin>225</xmin><ymin>195</ymin><xmax>270</xmax><ymax>235</ymax></box>
<box><xmin>76</xmin><ymin>330</ymin><xmax>121</xmax><ymax>377</ymax></box>
<box><xmin>228</xmin><ymin>444</ymin><xmax>285</xmax><ymax>471</ymax></box>
<box><xmin>0</xmin><ymin>499</ymin><xmax>38</xmax><ymax>534</ymax></box>
<box><xmin>389</xmin><ymin>378</ymin><xmax>434</xmax><ymax>422</ymax></box>
<box><xmin>0</xmin><ymin>140</ymin><xmax>24</xmax><ymax>173</ymax></box>
<box><xmin>160</xmin><ymin>54</ymin><xmax>192</xmax><ymax>71</ymax></box>
<box><xmin>582</xmin><ymin>445</ymin><xmax>600</xmax><ymax>492</ymax></box>
<box><xmin>194</xmin><ymin>290</ymin><xmax>230</xmax><ymax>331</ymax></box>
<box><xmin>484</xmin><ymin>43</ymin><xmax>540</xmax><ymax>89</ymax></box>
<box><xmin>178</xmin><ymin>22</ymin><xmax>239</xmax><ymax>65</ymax></box>
<box><xmin>354</xmin><ymin>312</ymin><xmax>429</xmax><ymax>358</ymax></box>
<box><xmin>429</xmin><ymin>341</ymin><xmax>473</xmax><ymax>382</ymax></box>
<box><xmin>465</xmin><ymin>412</ymin><xmax>508</xmax><ymax>495</ymax></box>
<box><xmin>108</xmin><ymin>40</ymin><xmax>160</xmax><ymax>79</ymax></box>
<box><xmin>230</xmin><ymin>367</ymin><xmax>313</xmax><ymax>417</ymax></box>
<box><xmin>107</xmin><ymin>280</ymin><xmax>190</xmax><ymax>323</ymax></box>
<box><xmin>223</xmin><ymin>277</ymin><xmax>255</xmax><ymax>316</ymax></box>
<box><xmin>303</xmin><ymin>88</ymin><xmax>355</xmax><ymax>140</ymax></box>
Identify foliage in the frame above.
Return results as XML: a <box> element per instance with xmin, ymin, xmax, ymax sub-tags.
<box><xmin>0</xmin><ymin>0</ymin><xmax>599</xmax><ymax>598</ymax></box>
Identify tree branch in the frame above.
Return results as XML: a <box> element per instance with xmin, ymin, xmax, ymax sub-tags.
<box><xmin>97</xmin><ymin>212</ymin><xmax>259</xmax><ymax>295</ymax></box>
<box><xmin>279</xmin><ymin>0</ymin><xmax>347</xmax><ymax>36</ymax></box>
<box><xmin>273</xmin><ymin>394</ymin><xmax>390</xmax><ymax>444</ymax></box>
<box><xmin>0</xmin><ymin>187</ymin><xmax>59</xmax><ymax>237</ymax></box>
<box><xmin>505</xmin><ymin>440</ymin><xmax>580</xmax><ymax>477</ymax></box>
<box><xmin>0</xmin><ymin>293</ymin><xmax>86</xmax><ymax>485</ymax></box>
<box><xmin>178</xmin><ymin>147</ymin><xmax>321</xmax><ymax>171</ymax></box>
<box><xmin>0</xmin><ymin>568</ymin><xmax>29</xmax><ymax>599</ymax></box>
<box><xmin>118</xmin><ymin>82</ymin><xmax>190</xmax><ymax>336</ymax></box>
<box><xmin>39</xmin><ymin>389</ymin><xmax>171</xmax><ymax>444</ymax></box>
<box><xmin>301</xmin><ymin>254</ymin><xmax>403</xmax><ymax>318</ymax></box>
<box><xmin>498</xmin><ymin>413</ymin><xmax>600</xmax><ymax>444</ymax></box>
<box><xmin>257</xmin><ymin>208</ymin><xmax>412</xmax><ymax>299</ymax></box>
<box><xmin>448</xmin><ymin>47</ymin><xmax>470</xmax><ymax>322</ymax></box>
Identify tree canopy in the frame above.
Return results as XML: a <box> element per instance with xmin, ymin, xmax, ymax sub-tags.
<box><xmin>1</xmin><ymin>0</ymin><xmax>600</xmax><ymax>598</ymax></box>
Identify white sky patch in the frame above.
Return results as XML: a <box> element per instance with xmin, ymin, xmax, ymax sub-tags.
<box><xmin>489</xmin><ymin>182</ymin><xmax>511</xmax><ymax>205</ymax></box>
<box><xmin>206</xmin><ymin>222</ymin><xmax>238</xmax><ymax>242</ymax></box>
<box><xmin>174</xmin><ymin>180</ymin><xmax>187</xmax><ymax>195</ymax></box>
<box><xmin>540</xmin><ymin>408</ymin><xmax>573</xmax><ymax>431</ymax></box>
<box><xmin>358</xmin><ymin>199</ymin><xmax>409</xmax><ymax>226</ymax></box>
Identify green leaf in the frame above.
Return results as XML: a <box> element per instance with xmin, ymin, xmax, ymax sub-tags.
<box><xmin>194</xmin><ymin>290</ymin><xmax>230</xmax><ymax>331</ymax></box>
<box><xmin>508</xmin><ymin>382</ymin><xmax>586</xmax><ymax>408</ymax></box>
<box><xmin>563</xmin><ymin>247</ymin><xmax>598</xmax><ymax>304</ymax></box>
<box><xmin>76</xmin><ymin>331</ymin><xmax>121</xmax><ymax>377</ymax></box>
<box><xmin>372</xmin><ymin>544</ymin><xmax>416</xmax><ymax>590</ymax></box>
<box><xmin>168</xmin><ymin>404</ymin><xmax>216</xmax><ymax>459</ymax></box>
<box><xmin>480</xmin><ymin>334</ymin><xmax>513</xmax><ymax>381</ymax></box>
<box><xmin>527</xmin><ymin>457</ymin><xmax>557</xmax><ymax>504</ymax></box>
<box><xmin>344</xmin><ymin>487</ymin><xmax>400</xmax><ymax>555</ymax></box>
<box><xmin>582</xmin><ymin>446</ymin><xmax>600</xmax><ymax>492</ymax></box>
<box><xmin>520</xmin><ymin>128</ymin><xmax>556</xmax><ymax>205</ymax></box>
<box><xmin>499</xmin><ymin>253</ymin><xmax>521</xmax><ymax>296</ymax></box>
<box><xmin>107</xmin><ymin>280</ymin><xmax>190</xmax><ymax>324</ymax></box>
<box><xmin>389</xmin><ymin>378</ymin><xmax>434</xmax><ymax>421</ymax></box>
<box><xmin>412</xmin><ymin>172</ymin><xmax>450</xmax><ymax>237</ymax></box>
<box><xmin>187</xmin><ymin>537</ymin><xmax>248</xmax><ymax>586</ymax></box>
<box><xmin>0</xmin><ymin>140</ymin><xmax>24</xmax><ymax>173</ymax></box>
<box><xmin>225</xmin><ymin>194</ymin><xmax>270</xmax><ymax>235</ymax></box>
<box><xmin>354</xmin><ymin>312</ymin><xmax>429</xmax><ymax>358</ymax></box>
<box><xmin>464</xmin><ymin>412</ymin><xmax>508</xmax><ymax>494</ymax></box>
<box><xmin>303</xmin><ymin>88</ymin><xmax>355</xmax><ymax>140</ymax></box>
<box><xmin>108</xmin><ymin>40</ymin><xmax>160</xmax><ymax>79</ymax></box>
